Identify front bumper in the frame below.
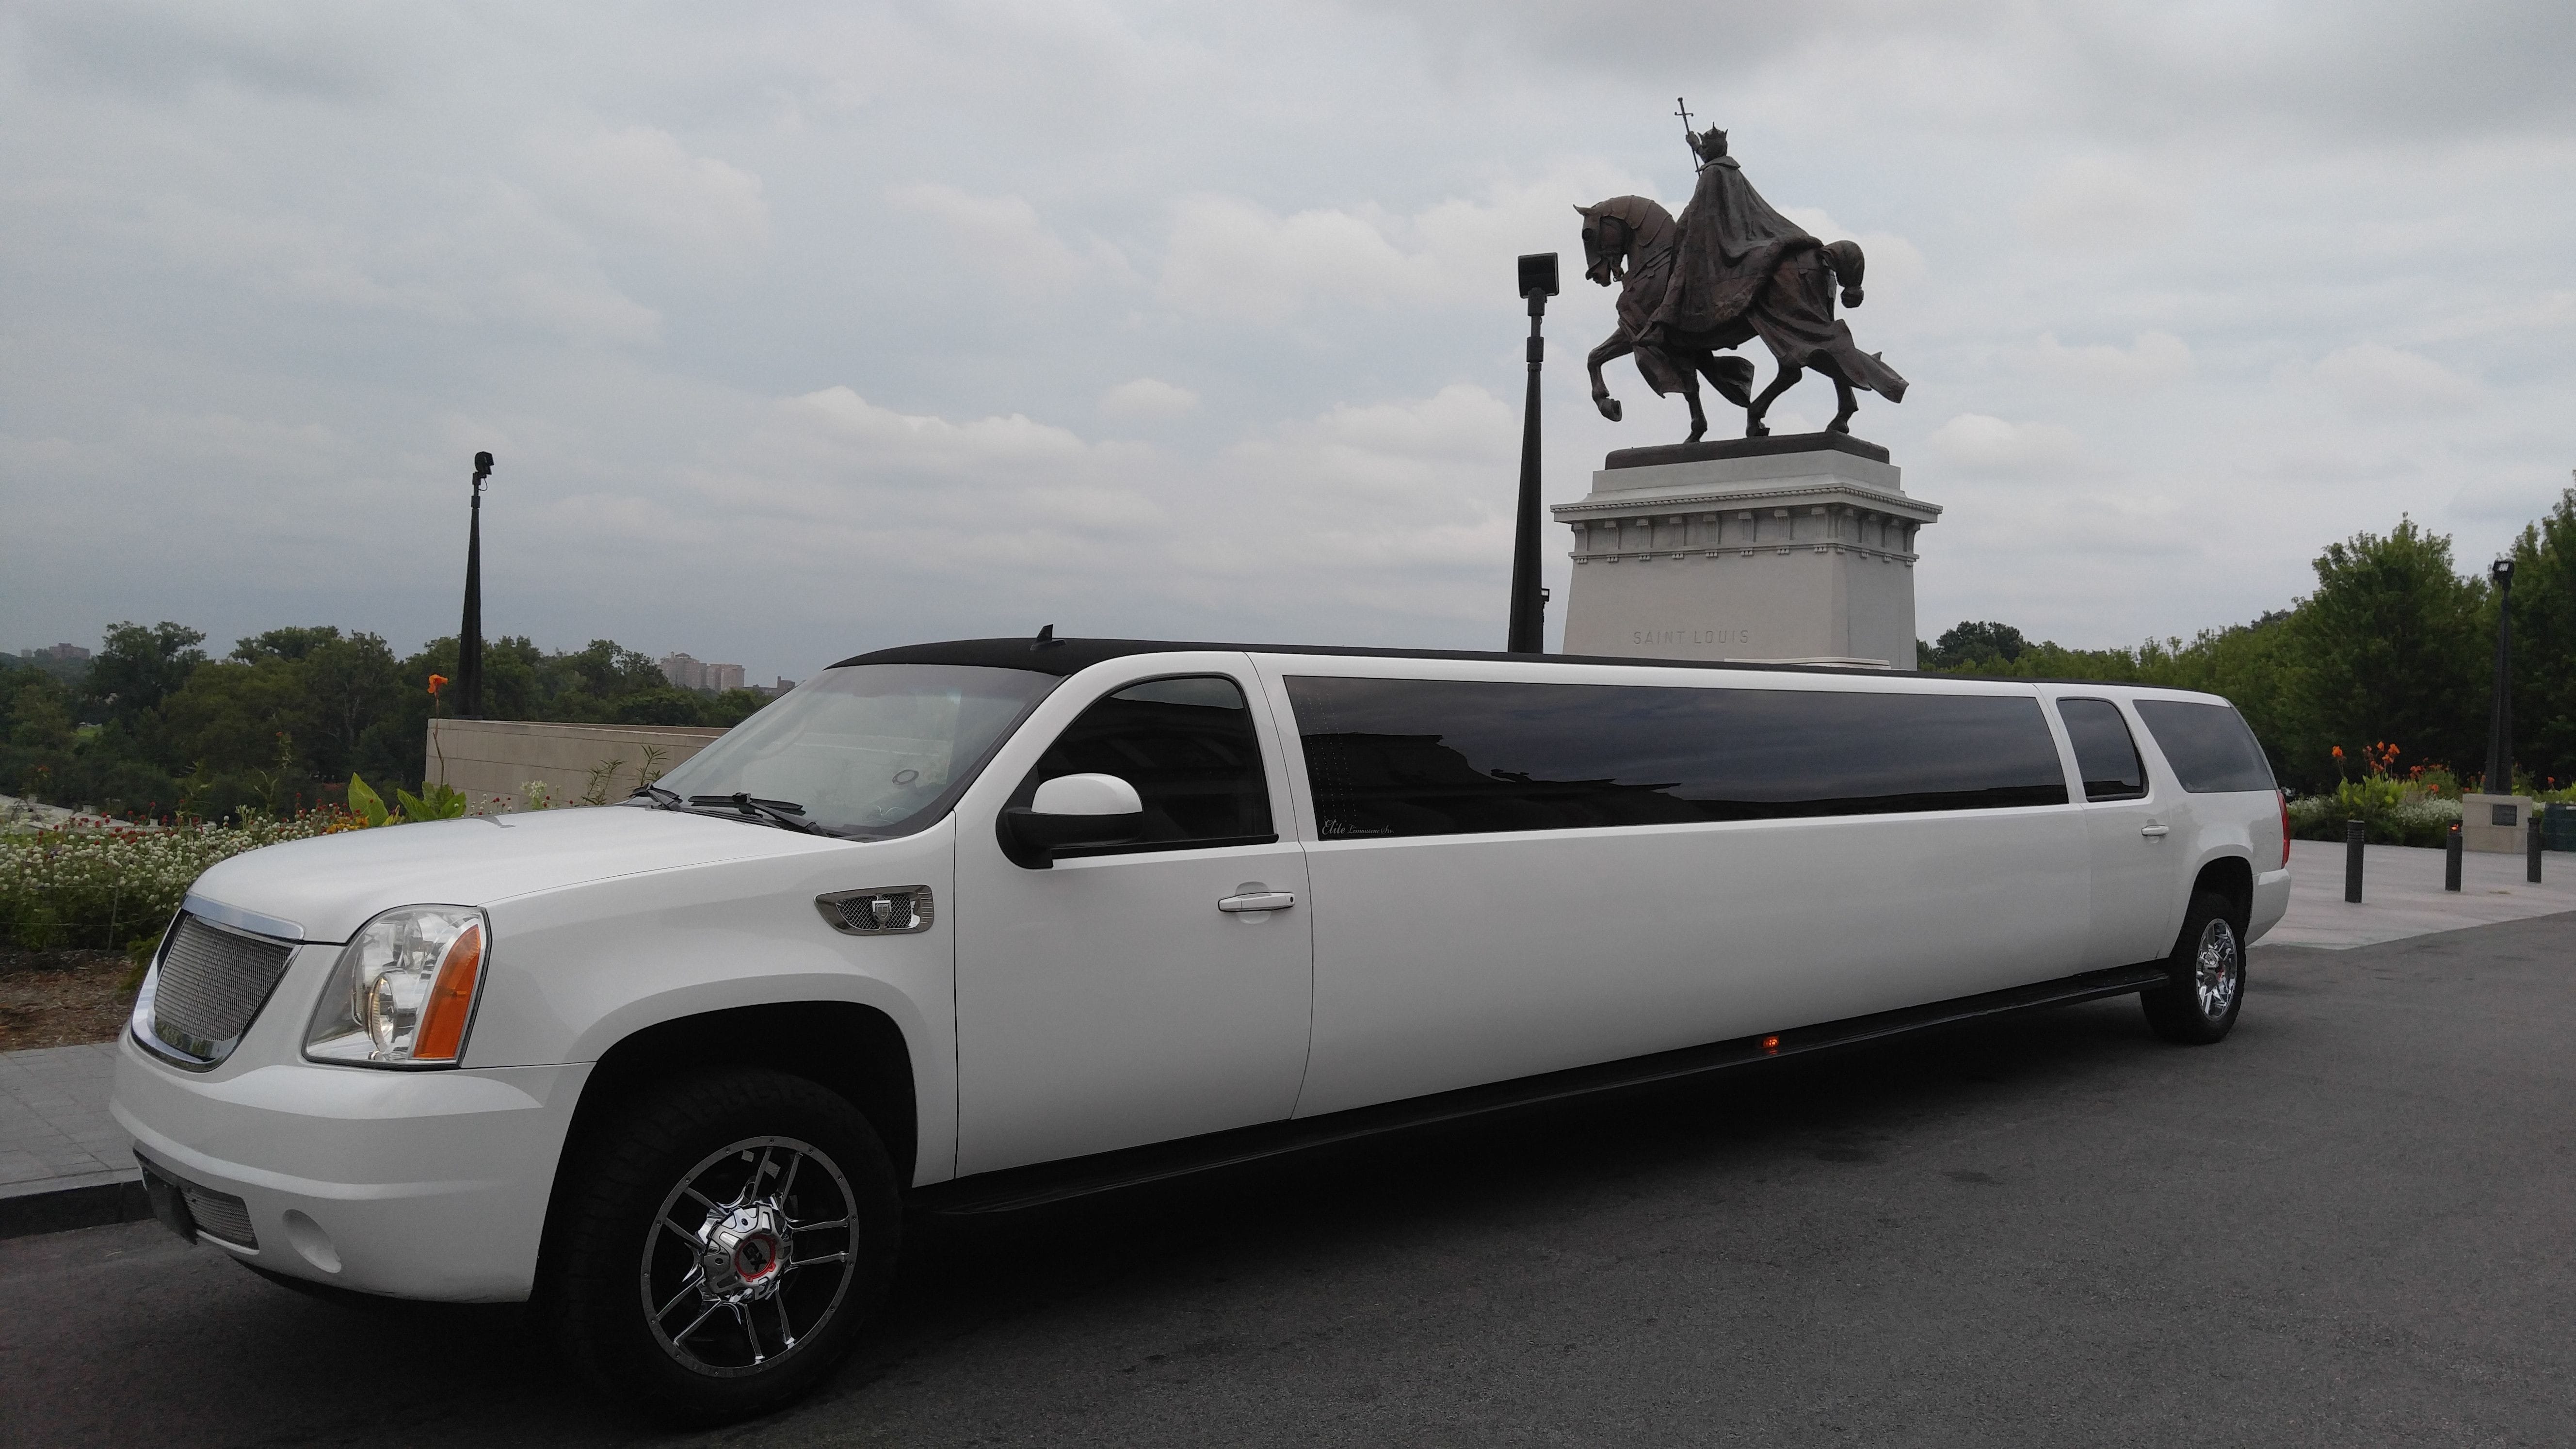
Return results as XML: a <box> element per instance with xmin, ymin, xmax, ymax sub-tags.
<box><xmin>111</xmin><ymin>1033</ymin><xmax>589</xmax><ymax>1302</ymax></box>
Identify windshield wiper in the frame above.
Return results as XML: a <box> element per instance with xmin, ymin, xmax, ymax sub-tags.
<box><xmin>687</xmin><ymin>792</ymin><xmax>824</xmax><ymax>835</ymax></box>
<box><xmin>630</xmin><ymin>783</ymin><xmax>683</xmax><ymax>809</ymax></box>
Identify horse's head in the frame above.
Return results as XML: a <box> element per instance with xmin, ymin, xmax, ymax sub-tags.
<box><xmin>1574</xmin><ymin>203</ymin><xmax>1626</xmax><ymax>286</ymax></box>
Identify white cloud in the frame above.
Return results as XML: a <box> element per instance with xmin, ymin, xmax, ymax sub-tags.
<box><xmin>109</xmin><ymin>181</ymin><xmax>664</xmax><ymax>344</ymax></box>
<box><xmin>600</xmin><ymin>382</ymin><xmax>1532</xmax><ymax>641</ymax></box>
<box><xmin>2304</xmin><ymin>343</ymin><xmax>2480</xmax><ymax>413</ymax></box>
<box><xmin>2014</xmin><ymin>158</ymin><xmax>2193</xmax><ymax>252</ymax></box>
<box><xmin>1158</xmin><ymin>165</ymin><xmax>1645</xmax><ymax>325</ymax></box>
<box><xmin>2025</xmin><ymin>330</ymin><xmax>2194</xmax><ymax>390</ymax></box>
<box><xmin>528</xmin><ymin>125</ymin><xmax>770</xmax><ymax>262</ymax></box>
<box><xmin>775</xmin><ymin>386</ymin><xmax>1092</xmax><ymax>472</ymax></box>
<box><xmin>1159</xmin><ymin>195</ymin><xmax>1420</xmax><ymax>324</ymax></box>
<box><xmin>1098</xmin><ymin>377</ymin><xmax>1199</xmax><ymax>421</ymax></box>
<box><xmin>1926</xmin><ymin>413</ymin><xmax>2090</xmax><ymax>474</ymax></box>
<box><xmin>10</xmin><ymin>0</ymin><xmax>2576</xmax><ymax>669</ymax></box>
<box><xmin>884</xmin><ymin>183</ymin><xmax>1121</xmax><ymax>294</ymax></box>
<box><xmin>2421</xmin><ymin>289</ymin><xmax>2576</xmax><ymax>341</ymax></box>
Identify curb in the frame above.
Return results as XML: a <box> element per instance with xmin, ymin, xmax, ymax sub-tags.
<box><xmin>0</xmin><ymin>1174</ymin><xmax>152</xmax><ymax>1240</ymax></box>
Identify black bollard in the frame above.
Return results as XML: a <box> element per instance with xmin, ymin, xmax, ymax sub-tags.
<box><xmin>2445</xmin><ymin>821</ymin><xmax>2463</xmax><ymax>892</ymax></box>
<box><xmin>2345</xmin><ymin>819</ymin><xmax>2366</xmax><ymax>903</ymax></box>
<box><xmin>2533</xmin><ymin>814</ymin><xmax>2546</xmax><ymax>885</ymax></box>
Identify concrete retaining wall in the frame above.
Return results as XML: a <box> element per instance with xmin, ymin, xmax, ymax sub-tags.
<box><xmin>425</xmin><ymin>720</ymin><xmax>729</xmax><ymax>813</ymax></box>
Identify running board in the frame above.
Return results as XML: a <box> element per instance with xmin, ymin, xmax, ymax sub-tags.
<box><xmin>915</xmin><ymin>963</ymin><xmax>2174</xmax><ymax>1217</ymax></box>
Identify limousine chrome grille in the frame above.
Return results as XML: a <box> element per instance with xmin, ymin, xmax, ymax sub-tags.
<box><xmin>147</xmin><ymin>912</ymin><xmax>298</xmax><ymax>1065</ymax></box>
<box><xmin>815</xmin><ymin>886</ymin><xmax>935</xmax><ymax>936</ymax></box>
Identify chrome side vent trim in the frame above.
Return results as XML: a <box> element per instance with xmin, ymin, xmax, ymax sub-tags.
<box><xmin>815</xmin><ymin>886</ymin><xmax>936</xmax><ymax>936</ymax></box>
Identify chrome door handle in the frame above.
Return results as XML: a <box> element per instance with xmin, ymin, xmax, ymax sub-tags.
<box><xmin>1218</xmin><ymin>891</ymin><xmax>1296</xmax><ymax>913</ymax></box>
<box><xmin>2140</xmin><ymin>824</ymin><xmax>2170</xmax><ymax>838</ymax></box>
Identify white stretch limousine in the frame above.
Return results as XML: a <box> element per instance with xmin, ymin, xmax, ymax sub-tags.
<box><xmin>114</xmin><ymin>637</ymin><xmax>2290</xmax><ymax>1421</ymax></box>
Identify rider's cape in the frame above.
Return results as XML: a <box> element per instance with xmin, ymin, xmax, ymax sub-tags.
<box><xmin>1647</xmin><ymin>158</ymin><xmax>1908</xmax><ymax>401</ymax></box>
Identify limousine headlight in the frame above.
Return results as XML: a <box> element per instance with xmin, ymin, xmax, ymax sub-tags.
<box><xmin>306</xmin><ymin>906</ymin><xmax>488</xmax><ymax>1067</ymax></box>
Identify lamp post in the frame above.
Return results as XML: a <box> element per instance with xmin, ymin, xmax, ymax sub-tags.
<box><xmin>1508</xmin><ymin>252</ymin><xmax>1559</xmax><ymax>654</ymax></box>
<box><xmin>2482</xmin><ymin>554</ymin><xmax>2514</xmax><ymax>794</ymax></box>
<box><xmin>458</xmin><ymin>451</ymin><xmax>493</xmax><ymax>719</ymax></box>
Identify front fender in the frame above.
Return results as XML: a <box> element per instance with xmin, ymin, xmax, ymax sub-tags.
<box><xmin>465</xmin><ymin>817</ymin><xmax>958</xmax><ymax>1184</ymax></box>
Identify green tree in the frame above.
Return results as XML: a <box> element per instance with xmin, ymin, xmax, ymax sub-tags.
<box><xmin>232</xmin><ymin>626</ymin><xmax>345</xmax><ymax>663</ymax></box>
<box><xmin>1</xmin><ymin>666</ymin><xmax>81</xmax><ymax>801</ymax></box>
<box><xmin>232</xmin><ymin>628</ymin><xmax>403</xmax><ymax>780</ymax></box>
<box><xmin>1927</xmin><ymin>621</ymin><xmax>2028</xmax><ymax>671</ymax></box>
<box><xmin>609</xmin><ymin>686</ymin><xmax>716</xmax><ymax>726</ymax></box>
<box><xmin>85</xmin><ymin>621</ymin><xmax>207</xmax><ymax>728</ymax></box>
<box><xmin>2288</xmin><ymin>516</ymin><xmax>2483</xmax><ymax>786</ymax></box>
<box><xmin>2505</xmin><ymin>486</ymin><xmax>2576</xmax><ymax>789</ymax></box>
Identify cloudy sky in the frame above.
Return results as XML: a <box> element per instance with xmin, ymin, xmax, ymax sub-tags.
<box><xmin>5</xmin><ymin>1</ymin><xmax>2572</xmax><ymax>680</ymax></box>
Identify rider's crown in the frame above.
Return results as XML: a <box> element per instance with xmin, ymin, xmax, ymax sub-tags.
<box><xmin>1689</xmin><ymin>126</ymin><xmax>1730</xmax><ymax>163</ymax></box>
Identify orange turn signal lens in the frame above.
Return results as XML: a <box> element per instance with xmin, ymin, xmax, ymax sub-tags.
<box><xmin>411</xmin><ymin>922</ymin><xmax>484</xmax><ymax>1063</ymax></box>
<box><xmin>1760</xmin><ymin>1035</ymin><xmax>1781</xmax><ymax>1053</ymax></box>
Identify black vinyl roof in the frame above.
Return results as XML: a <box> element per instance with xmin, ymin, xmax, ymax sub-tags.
<box><xmin>831</xmin><ymin>635</ymin><xmax>2149</xmax><ymax>689</ymax></box>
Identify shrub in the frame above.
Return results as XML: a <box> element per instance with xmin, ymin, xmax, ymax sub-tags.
<box><xmin>0</xmin><ymin>810</ymin><xmax>358</xmax><ymax>952</ymax></box>
<box><xmin>2288</xmin><ymin>790</ymin><xmax>2462</xmax><ymax>849</ymax></box>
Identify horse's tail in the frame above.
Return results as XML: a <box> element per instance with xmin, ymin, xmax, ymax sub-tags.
<box><xmin>1822</xmin><ymin>239</ymin><xmax>1866</xmax><ymax>308</ymax></box>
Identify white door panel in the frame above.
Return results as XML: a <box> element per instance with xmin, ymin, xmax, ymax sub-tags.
<box><xmin>949</xmin><ymin>654</ymin><xmax>1314</xmax><ymax>1177</ymax></box>
<box><xmin>953</xmin><ymin>837</ymin><xmax>1311</xmax><ymax>1174</ymax></box>
<box><xmin>2082</xmin><ymin>804</ymin><xmax>2179</xmax><ymax>965</ymax></box>
<box><xmin>1296</xmin><ymin>806</ymin><xmax>2086</xmax><ymax>1119</ymax></box>
<box><xmin>2046</xmin><ymin>689</ymin><xmax>2189</xmax><ymax>968</ymax></box>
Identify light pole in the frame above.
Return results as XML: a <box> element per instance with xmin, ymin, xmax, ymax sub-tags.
<box><xmin>459</xmin><ymin>451</ymin><xmax>492</xmax><ymax>719</ymax></box>
<box><xmin>1508</xmin><ymin>252</ymin><xmax>1559</xmax><ymax>654</ymax></box>
<box><xmin>2483</xmin><ymin>554</ymin><xmax>2514</xmax><ymax>794</ymax></box>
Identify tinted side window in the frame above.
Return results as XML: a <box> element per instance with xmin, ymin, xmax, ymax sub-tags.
<box><xmin>1019</xmin><ymin>676</ymin><xmax>1274</xmax><ymax>849</ymax></box>
<box><xmin>2058</xmin><ymin>697</ymin><xmax>2147</xmax><ymax>802</ymax></box>
<box><xmin>2133</xmin><ymin>700</ymin><xmax>2277</xmax><ymax>794</ymax></box>
<box><xmin>1288</xmin><ymin>676</ymin><xmax>2067</xmax><ymax>840</ymax></box>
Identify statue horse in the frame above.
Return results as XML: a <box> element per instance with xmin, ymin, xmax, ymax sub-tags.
<box><xmin>1576</xmin><ymin>195</ymin><xmax>1900</xmax><ymax>441</ymax></box>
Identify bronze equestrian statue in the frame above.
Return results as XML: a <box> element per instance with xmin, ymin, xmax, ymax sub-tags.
<box><xmin>1578</xmin><ymin>122</ymin><xmax>1907</xmax><ymax>442</ymax></box>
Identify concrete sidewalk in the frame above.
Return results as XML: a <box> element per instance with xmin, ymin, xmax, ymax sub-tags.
<box><xmin>2264</xmin><ymin>837</ymin><xmax>2576</xmax><ymax>948</ymax></box>
<box><xmin>0</xmin><ymin>1042</ymin><xmax>146</xmax><ymax>1237</ymax></box>
<box><xmin>1</xmin><ymin>838</ymin><xmax>2565</xmax><ymax>1238</ymax></box>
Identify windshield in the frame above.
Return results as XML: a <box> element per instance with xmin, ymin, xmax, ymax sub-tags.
<box><xmin>650</xmin><ymin>664</ymin><xmax>1057</xmax><ymax>837</ymax></box>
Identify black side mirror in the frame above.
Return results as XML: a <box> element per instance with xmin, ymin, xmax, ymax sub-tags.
<box><xmin>998</xmin><ymin>773</ymin><xmax>1145</xmax><ymax>869</ymax></box>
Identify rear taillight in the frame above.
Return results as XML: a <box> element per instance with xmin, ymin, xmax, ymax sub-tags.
<box><xmin>2278</xmin><ymin>789</ymin><xmax>2291</xmax><ymax>868</ymax></box>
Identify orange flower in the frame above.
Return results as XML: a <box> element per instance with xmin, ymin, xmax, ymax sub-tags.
<box><xmin>2332</xmin><ymin>746</ymin><xmax>2343</xmax><ymax>759</ymax></box>
<box><xmin>427</xmin><ymin>673</ymin><xmax>449</xmax><ymax>696</ymax></box>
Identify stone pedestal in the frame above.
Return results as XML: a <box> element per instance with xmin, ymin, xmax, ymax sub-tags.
<box><xmin>1551</xmin><ymin>434</ymin><xmax>1940</xmax><ymax>667</ymax></box>
<box><xmin>2461</xmin><ymin>793</ymin><xmax>2536</xmax><ymax>853</ymax></box>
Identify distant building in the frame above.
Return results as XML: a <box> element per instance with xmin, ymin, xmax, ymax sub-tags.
<box><xmin>659</xmin><ymin>652</ymin><xmax>750</xmax><ymax>694</ymax></box>
<box><xmin>29</xmin><ymin>643</ymin><xmax>90</xmax><ymax>661</ymax></box>
<box><xmin>659</xmin><ymin>652</ymin><xmax>708</xmax><ymax>691</ymax></box>
<box><xmin>761</xmin><ymin>676</ymin><xmax>798</xmax><ymax>699</ymax></box>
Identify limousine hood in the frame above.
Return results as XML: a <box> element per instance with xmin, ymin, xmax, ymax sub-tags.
<box><xmin>184</xmin><ymin>805</ymin><xmax>853</xmax><ymax>944</ymax></box>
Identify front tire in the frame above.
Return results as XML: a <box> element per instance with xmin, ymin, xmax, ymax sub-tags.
<box><xmin>2140</xmin><ymin>889</ymin><xmax>2245</xmax><ymax>1045</ymax></box>
<box><xmin>539</xmin><ymin>1068</ymin><xmax>901</xmax><ymax>1425</ymax></box>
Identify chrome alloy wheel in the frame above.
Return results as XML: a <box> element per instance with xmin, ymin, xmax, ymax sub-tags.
<box><xmin>2192</xmin><ymin>916</ymin><xmax>2241</xmax><ymax>1020</ymax></box>
<box><xmin>641</xmin><ymin>1136</ymin><xmax>858</xmax><ymax>1377</ymax></box>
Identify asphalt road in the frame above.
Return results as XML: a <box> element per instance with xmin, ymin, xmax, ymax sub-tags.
<box><xmin>7</xmin><ymin>915</ymin><xmax>2572</xmax><ymax>1448</ymax></box>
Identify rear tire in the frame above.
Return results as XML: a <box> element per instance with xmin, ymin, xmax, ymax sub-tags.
<box><xmin>538</xmin><ymin>1067</ymin><xmax>901</xmax><ymax>1426</ymax></box>
<box><xmin>2140</xmin><ymin>889</ymin><xmax>2245</xmax><ymax>1045</ymax></box>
